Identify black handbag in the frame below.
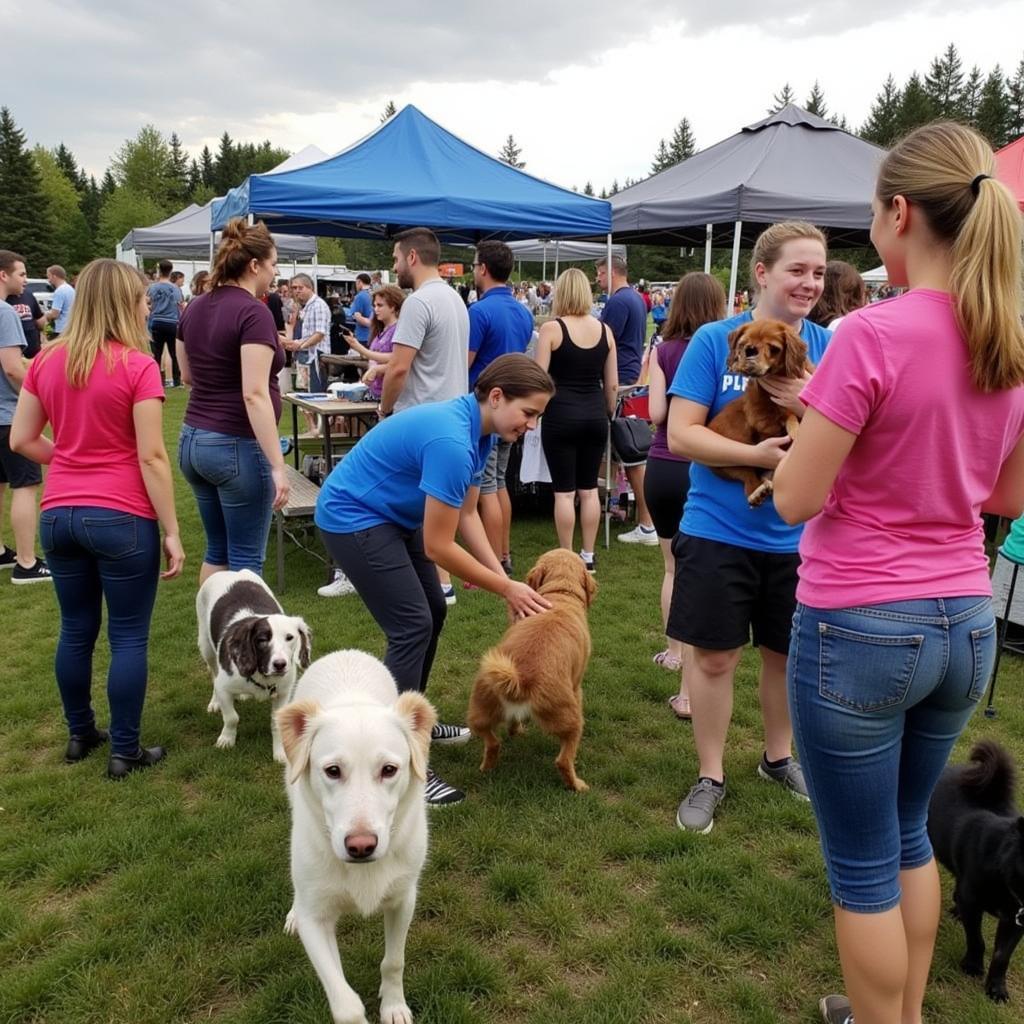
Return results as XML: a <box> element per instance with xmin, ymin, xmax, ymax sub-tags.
<box><xmin>610</xmin><ymin>414</ymin><xmax>652</xmax><ymax>466</ymax></box>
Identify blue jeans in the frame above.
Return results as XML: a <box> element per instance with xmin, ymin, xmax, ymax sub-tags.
<box><xmin>178</xmin><ymin>424</ymin><xmax>273</xmax><ymax>571</ymax></box>
<box><xmin>788</xmin><ymin>597</ymin><xmax>996</xmax><ymax>912</ymax></box>
<box><xmin>39</xmin><ymin>506</ymin><xmax>160</xmax><ymax>756</ymax></box>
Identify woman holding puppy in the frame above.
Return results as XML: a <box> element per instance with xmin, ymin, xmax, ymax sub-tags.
<box><xmin>774</xmin><ymin>124</ymin><xmax>1024</xmax><ymax>1024</ymax></box>
<box><xmin>315</xmin><ymin>353</ymin><xmax>555</xmax><ymax>805</ymax></box>
<box><xmin>666</xmin><ymin>221</ymin><xmax>832</xmax><ymax>834</ymax></box>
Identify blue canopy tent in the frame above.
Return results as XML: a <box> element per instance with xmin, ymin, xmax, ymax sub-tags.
<box><xmin>210</xmin><ymin>105</ymin><xmax>611</xmax><ymax>243</ymax></box>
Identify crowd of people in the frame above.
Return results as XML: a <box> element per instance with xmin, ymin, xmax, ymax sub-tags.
<box><xmin>2</xmin><ymin>118</ymin><xmax>1024</xmax><ymax>1024</ymax></box>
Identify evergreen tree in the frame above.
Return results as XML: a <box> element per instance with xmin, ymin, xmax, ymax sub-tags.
<box><xmin>609</xmin><ymin>179</ymin><xmax>620</xmax><ymax>195</ymax></box>
<box><xmin>805</xmin><ymin>81</ymin><xmax>828</xmax><ymax>118</ymax></box>
<box><xmin>833</xmin><ymin>113</ymin><xmax>851</xmax><ymax>131</ymax></box>
<box><xmin>599</xmin><ymin>187</ymin><xmax>608</xmax><ymax>199</ymax></box>
<box><xmin>1009</xmin><ymin>57</ymin><xmax>1024</xmax><ymax>139</ymax></box>
<box><xmin>498</xmin><ymin>134</ymin><xmax>525</xmax><ymax>168</ymax></box>
<box><xmin>650</xmin><ymin>138</ymin><xmax>672</xmax><ymax>174</ymax></box>
<box><xmin>668</xmin><ymin>118</ymin><xmax>696</xmax><ymax>162</ymax></box>
<box><xmin>896</xmin><ymin>73</ymin><xmax>936</xmax><ymax>136</ymax></box>
<box><xmin>53</xmin><ymin>142</ymin><xmax>85</xmax><ymax>194</ymax></box>
<box><xmin>213</xmin><ymin>131</ymin><xmax>240</xmax><ymax>193</ymax></box>
<box><xmin>976</xmin><ymin>67</ymin><xmax>1012</xmax><ymax>147</ymax></box>
<box><xmin>0</xmin><ymin>107</ymin><xmax>51</xmax><ymax>272</ymax></box>
<box><xmin>81</xmin><ymin>175</ymin><xmax>103</xmax><ymax>244</ymax></box>
<box><xmin>861</xmin><ymin>74</ymin><xmax>903</xmax><ymax>146</ymax></box>
<box><xmin>768</xmin><ymin>83</ymin><xmax>795</xmax><ymax>113</ymax></box>
<box><xmin>199</xmin><ymin>145</ymin><xmax>215</xmax><ymax>187</ymax></box>
<box><xmin>33</xmin><ymin>146</ymin><xmax>92</xmax><ymax>271</ymax></box>
<box><xmin>110</xmin><ymin>124</ymin><xmax>174</xmax><ymax>211</ymax></box>
<box><xmin>168</xmin><ymin>132</ymin><xmax>191</xmax><ymax>206</ymax></box>
<box><xmin>100</xmin><ymin>169</ymin><xmax>117</xmax><ymax>199</ymax></box>
<box><xmin>924</xmin><ymin>43</ymin><xmax>965</xmax><ymax>119</ymax></box>
<box><xmin>961</xmin><ymin>65</ymin><xmax>983</xmax><ymax>125</ymax></box>
<box><xmin>187</xmin><ymin>157</ymin><xmax>201</xmax><ymax>196</ymax></box>
<box><xmin>380</xmin><ymin>100</ymin><xmax>397</xmax><ymax>123</ymax></box>
<box><xmin>583</xmin><ymin>181</ymin><xmax>594</xmax><ymax>196</ymax></box>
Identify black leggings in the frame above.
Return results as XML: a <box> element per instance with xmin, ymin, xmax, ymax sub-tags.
<box><xmin>319</xmin><ymin>523</ymin><xmax>446</xmax><ymax>693</ymax></box>
<box><xmin>541</xmin><ymin>415</ymin><xmax>608</xmax><ymax>491</ymax></box>
<box><xmin>150</xmin><ymin>322</ymin><xmax>180</xmax><ymax>385</ymax></box>
<box><xmin>643</xmin><ymin>456</ymin><xmax>691</xmax><ymax>539</ymax></box>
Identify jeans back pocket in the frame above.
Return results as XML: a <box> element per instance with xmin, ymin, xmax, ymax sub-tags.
<box><xmin>967</xmin><ymin>620</ymin><xmax>997</xmax><ymax>702</ymax></box>
<box><xmin>818</xmin><ymin>622</ymin><xmax>924</xmax><ymax>712</ymax></box>
<box><xmin>39</xmin><ymin>510</ymin><xmax>57</xmax><ymax>554</ymax></box>
<box><xmin>82</xmin><ymin>514</ymin><xmax>138</xmax><ymax>560</ymax></box>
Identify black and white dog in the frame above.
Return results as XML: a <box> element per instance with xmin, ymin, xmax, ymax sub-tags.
<box><xmin>197</xmin><ymin>570</ymin><xmax>311</xmax><ymax>761</ymax></box>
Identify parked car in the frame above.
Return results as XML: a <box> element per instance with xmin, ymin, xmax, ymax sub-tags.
<box><xmin>25</xmin><ymin>278</ymin><xmax>54</xmax><ymax>314</ymax></box>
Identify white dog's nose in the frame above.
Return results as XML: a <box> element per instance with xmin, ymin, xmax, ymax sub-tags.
<box><xmin>344</xmin><ymin>832</ymin><xmax>378</xmax><ymax>860</ymax></box>
<box><xmin>272</xmin><ymin>658</ymin><xmax>288</xmax><ymax>673</ymax></box>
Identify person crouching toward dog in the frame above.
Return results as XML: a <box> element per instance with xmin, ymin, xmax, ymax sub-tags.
<box><xmin>314</xmin><ymin>353</ymin><xmax>555</xmax><ymax>806</ymax></box>
<box><xmin>774</xmin><ymin>124</ymin><xmax>1024</xmax><ymax>1024</ymax></box>
<box><xmin>666</xmin><ymin>221</ymin><xmax>833</xmax><ymax>835</ymax></box>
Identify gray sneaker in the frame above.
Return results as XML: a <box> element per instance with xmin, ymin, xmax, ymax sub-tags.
<box><xmin>676</xmin><ymin>777</ymin><xmax>725</xmax><ymax>834</ymax></box>
<box><xmin>819</xmin><ymin>994</ymin><xmax>853</xmax><ymax>1024</ymax></box>
<box><xmin>757</xmin><ymin>756</ymin><xmax>810</xmax><ymax>801</ymax></box>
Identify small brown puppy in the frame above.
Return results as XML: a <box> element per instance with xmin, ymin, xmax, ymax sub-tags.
<box><xmin>707</xmin><ymin>318</ymin><xmax>812</xmax><ymax>506</ymax></box>
<box><xmin>467</xmin><ymin>548</ymin><xmax>596</xmax><ymax>792</ymax></box>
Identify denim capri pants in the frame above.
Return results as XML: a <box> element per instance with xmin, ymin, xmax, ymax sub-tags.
<box><xmin>788</xmin><ymin>596</ymin><xmax>996</xmax><ymax>913</ymax></box>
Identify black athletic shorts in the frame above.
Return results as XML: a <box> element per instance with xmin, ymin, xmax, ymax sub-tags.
<box><xmin>0</xmin><ymin>426</ymin><xmax>42</xmax><ymax>488</ymax></box>
<box><xmin>667</xmin><ymin>533</ymin><xmax>799</xmax><ymax>654</ymax></box>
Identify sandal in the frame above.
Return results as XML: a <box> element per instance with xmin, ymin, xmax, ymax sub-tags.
<box><xmin>668</xmin><ymin>694</ymin><xmax>692</xmax><ymax>720</ymax></box>
<box><xmin>653</xmin><ymin>649</ymin><xmax>683</xmax><ymax>671</ymax></box>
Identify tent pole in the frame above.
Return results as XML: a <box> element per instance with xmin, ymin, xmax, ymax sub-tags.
<box><xmin>542</xmin><ymin>244</ymin><xmax>547</xmax><ymax>284</ymax></box>
<box><xmin>554</xmin><ymin>240</ymin><xmax>560</xmax><ymax>280</ymax></box>
<box><xmin>209</xmin><ymin>232</ymin><xmax>214</xmax><ymax>264</ymax></box>
<box><xmin>247</xmin><ymin>214</ymin><xmax>254</xmax><ymax>227</ymax></box>
<box><xmin>704</xmin><ymin>223</ymin><xmax>713</xmax><ymax>273</ymax></box>
<box><xmin>727</xmin><ymin>220</ymin><xmax>742</xmax><ymax>313</ymax></box>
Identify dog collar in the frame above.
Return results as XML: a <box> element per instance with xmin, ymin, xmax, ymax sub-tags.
<box><xmin>1008</xmin><ymin>885</ymin><xmax>1024</xmax><ymax>927</ymax></box>
<box><xmin>246</xmin><ymin>676</ymin><xmax>278</xmax><ymax>698</ymax></box>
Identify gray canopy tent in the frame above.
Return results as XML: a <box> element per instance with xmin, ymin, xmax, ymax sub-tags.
<box><xmin>609</xmin><ymin>106</ymin><xmax>886</xmax><ymax>305</ymax></box>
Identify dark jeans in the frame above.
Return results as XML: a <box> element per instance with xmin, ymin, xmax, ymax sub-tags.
<box><xmin>39</xmin><ymin>506</ymin><xmax>161</xmax><ymax>756</ymax></box>
<box><xmin>150</xmin><ymin>321</ymin><xmax>180</xmax><ymax>385</ymax></box>
<box><xmin>320</xmin><ymin>523</ymin><xmax>447</xmax><ymax>693</ymax></box>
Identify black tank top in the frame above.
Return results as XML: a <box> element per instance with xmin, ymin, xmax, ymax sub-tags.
<box><xmin>546</xmin><ymin>318</ymin><xmax>609</xmax><ymax>420</ymax></box>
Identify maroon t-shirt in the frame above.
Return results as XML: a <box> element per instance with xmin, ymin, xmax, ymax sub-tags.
<box><xmin>179</xmin><ymin>285</ymin><xmax>284</xmax><ymax>438</ymax></box>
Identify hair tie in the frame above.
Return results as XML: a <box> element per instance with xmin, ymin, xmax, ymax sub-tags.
<box><xmin>970</xmin><ymin>173</ymin><xmax>991</xmax><ymax>197</ymax></box>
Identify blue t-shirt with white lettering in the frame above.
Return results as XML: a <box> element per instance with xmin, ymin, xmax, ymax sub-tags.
<box><xmin>467</xmin><ymin>285</ymin><xmax>534</xmax><ymax>387</ymax></box>
<box><xmin>315</xmin><ymin>393</ymin><xmax>495</xmax><ymax>533</ymax></box>
<box><xmin>350</xmin><ymin>288</ymin><xmax>373</xmax><ymax>343</ymax></box>
<box><xmin>667</xmin><ymin>311</ymin><xmax>832</xmax><ymax>553</ymax></box>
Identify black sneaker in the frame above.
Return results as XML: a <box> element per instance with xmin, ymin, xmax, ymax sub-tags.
<box><xmin>0</xmin><ymin>546</ymin><xmax>16</xmax><ymax>571</ymax></box>
<box><xmin>12</xmin><ymin>558</ymin><xmax>52</xmax><ymax>585</ymax></box>
<box><xmin>107</xmin><ymin>745</ymin><xmax>166</xmax><ymax>780</ymax></box>
<box><xmin>819</xmin><ymin>994</ymin><xmax>853</xmax><ymax>1024</ymax></box>
<box><xmin>424</xmin><ymin>768</ymin><xmax>465</xmax><ymax>806</ymax></box>
<box><xmin>65</xmin><ymin>728</ymin><xmax>109</xmax><ymax>763</ymax></box>
<box><xmin>431</xmin><ymin>722</ymin><xmax>471</xmax><ymax>745</ymax></box>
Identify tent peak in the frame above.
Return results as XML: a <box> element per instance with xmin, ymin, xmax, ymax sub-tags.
<box><xmin>744</xmin><ymin>104</ymin><xmax>843</xmax><ymax>134</ymax></box>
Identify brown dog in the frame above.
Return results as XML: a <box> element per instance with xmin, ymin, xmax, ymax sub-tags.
<box><xmin>467</xmin><ymin>548</ymin><xmax>596</xmax><ymax>792</ymax></box>
<box><xmin>707</xmin><ymin>318</ymin><xmax>812</xmax><ymax>506</ymax></box>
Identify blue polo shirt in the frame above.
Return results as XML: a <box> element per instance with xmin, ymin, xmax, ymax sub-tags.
<box><xmin>601</xmin><ymin>285</ymin><xmax>648</xmax><ymax>385</ymax></box>
<box><xmin>467</xmin><ymin>285</ymin><xmax>535</xmax><ymax>387</ymax></box>
<box><xmin>667</xmin><ymin>311</ymin><xmax>832</xmax><ymax>553</ymax></box>
<box><xmin>315</xmin><ymin>393</ymin><xmax>495</xmax><ymax>533</ymax></box>
<box><xmin>350</xmin><ymin>288</ymin><xmax>373</xmax><ymax>343</ymax></box>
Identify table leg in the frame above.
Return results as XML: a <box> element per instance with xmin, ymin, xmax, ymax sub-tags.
<box><xmin>291</xmin><ymin>402</ymin><xmax>300</xmax><ymax>470</ymax></box>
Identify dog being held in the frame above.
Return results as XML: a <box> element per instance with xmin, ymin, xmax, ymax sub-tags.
<box><xmin>928</xmin><ymin>739</ymin><xmax>1024</xmax><ymax>1002</ymax></box>
<box><xmin>707</xmin><ymin>318</ymin><xmax>813</xmax><ymax>507</ymax></box>
<box><xmin>467</xmin><ymin>548</ymin><xmax>596</xmax><ymax>792</ymax></box>
<box><xmin>277</xmin><ymin>650</ymin><xmax>436</xmax><ymax>1024</ymax></box>
<box><xmin>196</xmin><ymin>569</ymin><xmax>311</xmax><ymax>761</ymax></box>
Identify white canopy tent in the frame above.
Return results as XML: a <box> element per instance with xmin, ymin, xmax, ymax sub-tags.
<box><xmin>862</xmin><ymin>265</ymin><xmax>888</xmax><ymax>284</ymax></box>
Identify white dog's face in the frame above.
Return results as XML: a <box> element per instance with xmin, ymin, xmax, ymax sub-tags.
<box><xmin>225</xmin><ymin>614</ymin><xmax>311</xmax><ymax>681</ymax></box>
<box><xmin>278</xmin><ymin>693</ymin><xmax>435</xmax><ymax>863</ymax></box>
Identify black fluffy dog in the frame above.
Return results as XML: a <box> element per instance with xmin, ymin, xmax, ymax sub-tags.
<box><xmin>928</xmin><ymin>740</ymin><xmax>1024</xmax><ymax>1002</ymax></box>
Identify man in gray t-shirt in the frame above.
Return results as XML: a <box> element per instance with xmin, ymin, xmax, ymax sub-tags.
<box><xmin>380</xmin><ymin>228</ymin><xmax>468</xmax><ymax>416</ymax></box>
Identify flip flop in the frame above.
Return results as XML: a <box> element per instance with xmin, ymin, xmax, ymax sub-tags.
<box><xmin>668</xmin><ymin>694</ymin><xmax>692</xmax><ymax>720</ymax></box>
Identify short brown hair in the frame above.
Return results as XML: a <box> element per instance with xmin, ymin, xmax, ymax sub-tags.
<box><xmin>0</xmin><ymin>250</ymin><xmax>25</xmax><ymax>274</ymax></box>
<box><xmin>475</xmin><ymin>240</ymin><xmax>514</xmax><ymax>283</ymax></box>
<box><xmin>47</xmin><ymin>264</ymin><xmax>68</xmax><ymax>280</ymax></box>
<box><xmin>662</xmin><ymin>272</ymin><xmax>727</xmax><ymax>340</ymax></box>
<box><xmin>473</xmin><ymin>353</ymin><xmax>555</xmax><ymax>401</ymax></box>
<box><xmin>210</xmin><ymin>218</ymin><xmax>277</xmax><ymax>289</ymax></box>
<box><xmin>394</xmin><ymin>227</ymin><xmax>440</xmax><ymax>267</ymax></box>
<box><xmin>595</xmin><ymin>254</ymin><xmax>628</xmax><ymax>276</ymax></box>
<box><xmin>810</xmin><ymin>261</ymin><xmax>866</xmax><ymax>326</ymax></box>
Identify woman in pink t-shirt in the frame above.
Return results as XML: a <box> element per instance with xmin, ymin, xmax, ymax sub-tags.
<box><xmin>774</xmin><ymin>123</ymin><xmax>1024</xmax><ymax>1024</ymax></box>
<box><xmin>11</xmin><ymin>259</ymin><xmax>185</xmax><ymax>780</ymax></box>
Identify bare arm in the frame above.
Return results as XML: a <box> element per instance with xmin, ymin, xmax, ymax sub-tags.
<box><xmin>603</xmin><ymin>327</ymin><xmax>619</xmax><ymax>417</ymax></box>
<box><xmin>240</xmin><ymin>343</ymin><xmax>289</xmax><ymax>511</ymax></box>
<box><xmin>533</xmin><ymin>320</ymin><xmax>560</xmax><ymax>372</ymax></box>
<box><xmin>133</xmin><ymin>398</ymin><xmax>185</xmax><ymax>579</ymax></box>
<box><xmin>379</xmin><ymin>343</ymin><xmax>416</xmax><ymax>415</ymax></box>
<box><xmin>466</xmin><ymin>349</ymin><xmax>478</xmax><ymax>370</ymax></box>
<box><xmin>9</xmin><ymin>389</ymin><xmax>53</xmax><ymax>463</ymax></box>
<box><xmin>1</xmin><ymin>346</ymin><xmax>26</xmax><ymax>391</ymax></box>
<box><xmin>175</xmin><ymin>338</ymin><xmax>192</xmax><ymax>386</ymax></box>
<box><xmin>772</xmin><ymin>407</ymin><xmax>857</xmax><ymax>525</ymax></box>
<box><xmin>667</xmin><ymin>397</ymin><xmax>791</xmax><ymax>468</ymax></box>
<box><xmin>983</xmin><ymin>432</ymin><xmax>1024</xmax><ymax>520</ymax></box>
<box><xmin>647</xmin><ymin>348</ymin><xmax>668</xmax><ymax>426</ymax></box>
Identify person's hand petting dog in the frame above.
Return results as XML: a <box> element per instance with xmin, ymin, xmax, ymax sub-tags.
<box><xmin>760</xmin><ymin>368</ymin><xmax>812</xmax><ymax>417</ymax></box>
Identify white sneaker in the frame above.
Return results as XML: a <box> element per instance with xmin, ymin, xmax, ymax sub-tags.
<box><xmin>617</xmin><ymin>524</ymin><xmax>659</xmax><ymax>546</ymax></box>
<box><xmin>441</xmin><ymin>584</ymin><xmax>457</xmax><ymax>606</ymax></box>
<box><xmin>317</xmin><ymin>570</ymin><xmax>356</xmax><ymax>598</ymax></box>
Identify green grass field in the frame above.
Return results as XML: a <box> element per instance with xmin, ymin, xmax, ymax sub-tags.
<box><xmin>2</xmin><ymin>390</ymin><xmax>1023</xmax><ymax>1024</ymax></box>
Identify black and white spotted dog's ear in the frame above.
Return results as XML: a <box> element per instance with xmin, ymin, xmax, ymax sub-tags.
<box><xmin>296</xmin><ymin>620</ymin><xmax>312</xmax><ymax>669</ymax></box>
<box><xmin>225</xmin><ymin>618</ymin><xmax>266</xmax><ymax>679</ymax></box>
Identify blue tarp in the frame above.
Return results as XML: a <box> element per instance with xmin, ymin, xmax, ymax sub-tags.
<box><xmin>210</xmin><ymin>105</ymin><xmax>611</xmax><ymax>242</ymax></box>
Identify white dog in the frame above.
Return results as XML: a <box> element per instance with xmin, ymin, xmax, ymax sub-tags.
<box><xmin>277</xmin><ymin>650</ymin><xmax>436</xmax><ymax>1024</ymax></box>
<box><xmin>196</xmin><ymin>569</ymin><xmax>311</xmax><ymax>761</ymax></box>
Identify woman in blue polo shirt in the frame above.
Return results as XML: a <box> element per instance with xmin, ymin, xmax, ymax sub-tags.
<box><xmin>315</xmin><ymin>353</ymin><xmax>555</xmax><ymax>805</ymax></box>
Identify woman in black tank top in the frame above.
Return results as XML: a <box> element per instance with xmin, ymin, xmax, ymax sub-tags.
<box><xmin>534</xmin><ymin>268</ymin><xmax>618</xmax><ymax>568</ymax></box>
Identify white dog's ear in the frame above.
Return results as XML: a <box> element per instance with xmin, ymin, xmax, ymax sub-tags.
<box><xmin>277</xmin><ymin>699</ymin><xmax>321</xmax><ymax>783</ymax></box>
<box><xmin>395</xmin><ymin>692</ymin><xmax>437</xmax><ymax>781</ymax></box>
<box><xmin>296</xmin><ymin>620</ymin><xmax>312</xmax><ymax>669</ymax></box>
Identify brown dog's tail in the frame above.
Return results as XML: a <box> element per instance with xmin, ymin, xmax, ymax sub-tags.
<box><xmin>475</xmin><ymin>648</ymin><xmax>526</xmax><ymax>702</ymax></box>
<box><xmin>961</xmin><ymin>739</ymin><xmax>1017</xmax><ymax>814</ymax></box>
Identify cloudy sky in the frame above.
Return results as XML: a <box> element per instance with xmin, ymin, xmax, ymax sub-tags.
<box><xmin>9</xmin><ymin>1</ymin><xmax>1022</xmax><ymax>190</ymax></box>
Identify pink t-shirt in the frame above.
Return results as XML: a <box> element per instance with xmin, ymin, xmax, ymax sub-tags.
<box><xmin>796</xmin><ymin>289</ymin><xmax>1024</xmax><ymax>609</ymax></box>
<box><xmin>24</xmin><ymin>342</ymin><xmax>165</xmax><ymax>519</ymax></box>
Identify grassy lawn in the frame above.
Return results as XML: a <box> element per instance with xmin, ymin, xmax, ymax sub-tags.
<box><xmin>2</xmin><ymin>390</ymin><xmax>1023</xmax><ymax>1024</ymax></box>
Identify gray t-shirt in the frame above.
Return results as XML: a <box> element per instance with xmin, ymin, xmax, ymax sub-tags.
<box><xmin>0</xmin><ymin>301</ymin><xmax>26</xmax><ymax>425</ymax></box>
<box><xmin>392</xmin><ymin>278</ymin><xmax>469</xmax><ymax>413</ymax></box>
